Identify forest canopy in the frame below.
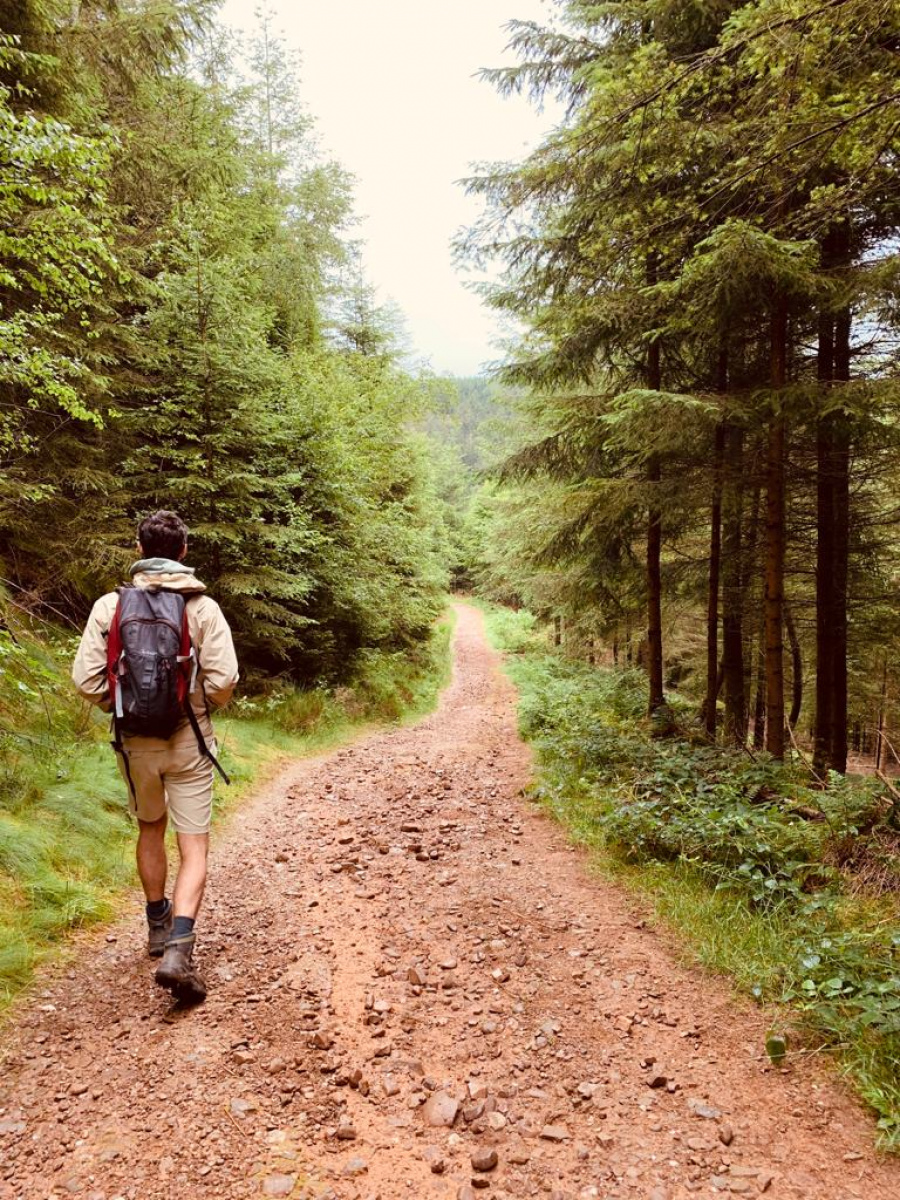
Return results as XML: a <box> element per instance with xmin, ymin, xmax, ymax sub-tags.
<box><xmin>0</xmin><ymin>0</ymin><xmax>452</xmax><ymax>684</ymax></box>
<box><xmin>461</xmin><ymin>0</ymin><xmax>900</xmax><ymax>773</ymax></box>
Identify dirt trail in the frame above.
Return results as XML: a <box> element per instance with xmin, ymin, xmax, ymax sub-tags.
<box><xmin>2</xmin><ymin>603</ymin><xmax>898</xmax><ymax>1200</ymax></box>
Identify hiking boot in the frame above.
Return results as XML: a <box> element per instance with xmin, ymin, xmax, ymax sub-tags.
<box><xmin>154</xmin><ymin>933</ymin><xmax>207</xmax><ymax>1004</ymax></box>
<box><xmin>147</xmin><ymin>901</ymin><xmax>173</xmax><ymax>958</ymax></box>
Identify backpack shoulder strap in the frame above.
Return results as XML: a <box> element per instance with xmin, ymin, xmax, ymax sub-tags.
<box><xmin>107</xmin><ymin>591</ymin><xmax>137</xmax><ymax>801</ymax></box>
<box><xmin>179</xmin><ymin>593</ymin><xmax>231</xmax><ymax>787</ymax></box>
<box><xmin>107</xmin><ymin>592</ymin><xmax>125</xmax><ymax>719</ymax></box>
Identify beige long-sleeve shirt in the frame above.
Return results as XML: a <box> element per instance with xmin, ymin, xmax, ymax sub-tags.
<box><xmin>72</xmin><ymin>562</ymin><xmax>239</xmax><ymax>745</ymax></box>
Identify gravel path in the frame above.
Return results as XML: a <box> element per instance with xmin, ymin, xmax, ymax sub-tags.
<box><xmin>2</xmin><ymin>602</ymin><xmax>898</xmax><ymax>1200</ymax></box>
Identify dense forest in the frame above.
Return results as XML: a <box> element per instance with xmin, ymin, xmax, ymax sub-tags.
<box><xmin>460</xmin><ymin>0</ymin><xmax>900</xmax><ymax>775</ymax></box>
<box><xmin>0</xmin><ymin>0</ymin><xmax>452</xmax><ymax>686</ymax></box>
<box><xmin>4</xmin><ymin>0</ymin><xmax>900</xmax><ymax>1157</ymax></box>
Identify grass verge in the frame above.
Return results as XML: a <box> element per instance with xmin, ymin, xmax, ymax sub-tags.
<box><xmin>0</xmin><ymin>607</ymin><xmax>453</xmax><ymax>1014</ymax></box>
<box><xmin>478</xmin><ymin>601</ymin><xmax>900</xmax><ymax>1151</ymax></box>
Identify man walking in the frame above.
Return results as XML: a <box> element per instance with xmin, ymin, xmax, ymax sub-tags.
<box><xmin>73</xmin><ymin>511</ymin><xmax>238</xmax><ymax>1002</ymax></box>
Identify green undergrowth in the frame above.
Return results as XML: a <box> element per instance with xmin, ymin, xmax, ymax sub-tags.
<box><xmin>479</xmin><ymin>602</ymin><xmax>900</xmax><ymax>1151</ymax></box>
<box><xmin>0</xmin><ymin>604</ymin><xmax>453</xmax><ymax>1014</ymax></box>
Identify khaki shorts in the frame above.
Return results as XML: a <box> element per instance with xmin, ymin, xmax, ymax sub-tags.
<box><xmin>116</xmin><ymin>728</ymin><xmax>216</xmax><ymax>835</ymax></box>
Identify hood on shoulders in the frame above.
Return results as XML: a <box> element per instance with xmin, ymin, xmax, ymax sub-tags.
<box><xmin>129</xmin><ymin>557</ymin><xmax>207</xmax><ymax>594</ymax></box>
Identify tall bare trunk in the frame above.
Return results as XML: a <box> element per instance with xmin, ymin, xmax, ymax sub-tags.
<box><xmin>646</xmin><ymin>261</ymin><xmax>665</xmax><ymax>716</ymax></box>
<box><xmin>704</xmin><ymin>419</ymin><xmax>727</xmax><ymax>737</ymax></box>
<box><xmin>814</xmin><ymin>309</ymin><xmax>835</xmax><ymax>772</ymax></box>
<box><xmin>722</xmin><ymin>426</ymin><xmax>746</xmax><ymax>743</ymax></box>
<box><xmin>875</xmin><ymin>658</ymin><xmax>888</xmax><ymax>772</ymax></box>
<box><xmin>753</xmin><ymin>594</ymin><xmax>767</xmax><ymax>749</ymax></box>
<box><xmin>831</xmin><ymin>307</ymin><xmax>851</xmax><ymax>773</ymax></box>
<box><xmin>765</xmin><ymin>300</ymin><xmax>788</xmax><ymax>759</ymax></box>
<box><xmin>785</xmin><ymin>601</ymin><xmax>803</xmax><ymax>730</ymax></box>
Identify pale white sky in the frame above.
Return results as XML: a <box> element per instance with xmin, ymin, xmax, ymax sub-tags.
<box><xmin>218</xmin><ymin>0</ymin><xmax>561</xmax><ymax>376</ymax></box>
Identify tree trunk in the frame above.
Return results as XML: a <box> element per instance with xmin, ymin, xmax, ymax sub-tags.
<box><xmin>741</xmin><ymin>475</ymin><xmax>762</xmax><ymax>737</ymax></box>
<box><xmin>704</xmin><ymin>421</ymin><xmax>727</xmax><ymax>738</ymax></box>
<box><xmin>785</xmin><ymin>601</ymin><xmax>803</xmax><ymax>730</ymax></box>
<box><xmin>831</xmin><ymin>306</ymin><xmax>851</xmax><ymax>773</ymax></box>
<box><xmin>814</xmin><ymin>417</ymin><xmax>850</xmax><ymax>771</ymax></box>
<box><xmin>554</xmin><ymin>615</ymin><xmax>562</xmax><ymax>648</ymax></box>
<box><xmin>645</xmin><ymin>269</ymin><xmax>665</xmax><ymax>717</ymax></box>
<box><xmin>647</xmin><ymin>454</ymin><xmax>665</xmax><ymax>715</ymax></box>
<box><xmin>765</xmin><ymin>299</ymin><xmax>788</xmax><ymax>759</ymax></box>
<box><xmin>753</xmin><ymin>601</ymin><xmax>767</xmax><ymax>750</ymax></box>
<box><xmin>722</xmin><ymin>426</ymin><xmax>746</xmax><ymax>743</ymax></box>
<box><xmin>814</xmin><ymin>309</ymin><xmax>836</xmax><ymax>772</ymax></box>
<box><xmin>875</xmin><ymin>658</ymin><xmax>888</xmax><ymax>772</ymax></box>
<box><xmin>815</xmin><ymin>216</ymin><xmax>852</xmax><ymax>775</ymax></box>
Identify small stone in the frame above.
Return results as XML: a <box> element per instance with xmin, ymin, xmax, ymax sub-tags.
<box><xmin>458</xmin><ymin>1186</ymin><xmax>476</xmax><ymax>1200</ymax></box>
<box><xmin>382</xmin><ymin>1074</ymin><xmax>401</xmax><ymax>1097</ymax></box>
<box><xmin>422</xmin><ymin>1090</ymin><xmax>459</xmax><ymax>1128</ymax></box>
<box><xmin>646</xmin><ymin>1071</ymin><xmax>668</xmax><ymax>1089</ymax></box>
<box><xmin>471</xmin><ymin>1148</ymin><xmax>498</xmax><ymax>1172</ymax></box>
<box><xmin>487</xmin><ymin>1111</ymin><xmax>507</xmax><ymax>1131</ymax></box>
<box><xmin>718</xmin><ymin>1122</ymin><xmax>734</xmax><ymax>1146</ymax></box>
<box><xmin>423</xmin><ymin>1146</ymin><xmax>446</xmax><ymax>1174</ymax></box>
<box><xmin>70</xmin><ymin>1082</ymin><xmax>89</xmax><ymax>1097</ymax></box>
<box><xmin>342</xmin><ymin>1156</ymin><xmax>368</xmax><ymax>1177</ymax></box>
<box><xmin>710</xmin><ymin>1178</ymin><xmax>731</xmax><ymax>1192</ymax></box>
<box><xmin>689</xmin><ymin>1100</ymin><xmax>722</xmax><ymax>1120</ymax></box>
<box><xmin>540</xmin><ymin>1124</ymin><xmax>570</xmax><ymax>1142</ymax></box>
<box><xmin>262</xmin><ymin>1176</ymin><xmax>296</xmax><ymax>1198</ymax></box>
<box><xmin>233</xmin><ymin>1049</ymin><xmax>255</xmax><ymax>1065</ymax></box>
<box><xmin>336</xmin><ymin>1122</ymin><xmax>357</xmax><ymax>1140</ymax></box>
<box><xmin>312</xmin><ymin>1030</ymin><xmax>334</xmax><ymax>1050</ymax></box>
<box><xmin>408</xmin><ymin>966</ymin><xmax>427</xmax><ymax>987</ymax></box>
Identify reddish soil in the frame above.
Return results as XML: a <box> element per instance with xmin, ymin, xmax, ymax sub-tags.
<box><xmin>2</xmin><ymin>603</ymin><xmax>899</xmax><ymax>1200</ymax></box>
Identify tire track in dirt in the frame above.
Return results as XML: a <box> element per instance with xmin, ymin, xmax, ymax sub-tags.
<box><xmin>1</xmin><ymin>602</ymin><xmax>898</xmax><ymax>1200</ymax></box>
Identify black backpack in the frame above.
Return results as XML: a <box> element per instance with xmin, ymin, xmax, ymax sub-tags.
<box><xmin>107</xmin><ymin>587</ymin><xmax>229</xmax><ymax>790</ymax></box>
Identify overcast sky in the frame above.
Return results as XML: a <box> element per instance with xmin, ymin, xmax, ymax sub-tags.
<box><xmin>218</xmin><ymin>0</ymin><xmax>561</xmax><ymax>376</ymax></box>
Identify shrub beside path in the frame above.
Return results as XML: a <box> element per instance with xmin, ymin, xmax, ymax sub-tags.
<box><xmin>1</xmin><ymin>603</ymin><xmax>898</xmax><ymax>1199</ymax></box>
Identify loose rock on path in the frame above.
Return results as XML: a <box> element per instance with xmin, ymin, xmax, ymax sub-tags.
<box><xmin>1</xmin><ymin>603</ymin><xmax>898</xmax><ymax>1200</ymax></box>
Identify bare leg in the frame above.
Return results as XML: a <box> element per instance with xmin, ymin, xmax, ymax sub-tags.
<box><xmin>136</xmin><ymin>815</ymin><xmax>168</xmax><ymax>902</ymax></box>
<box><xmin>172</xmin><ymin>832</ymin><xmax>209</xmax><ymax>920</ymax></box>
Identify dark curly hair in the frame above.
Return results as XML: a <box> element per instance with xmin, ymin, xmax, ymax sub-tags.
<box><xmin>137</xmin><ymin>510</ymin><xmax>188</xmax><ymax>560</ymax></box>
